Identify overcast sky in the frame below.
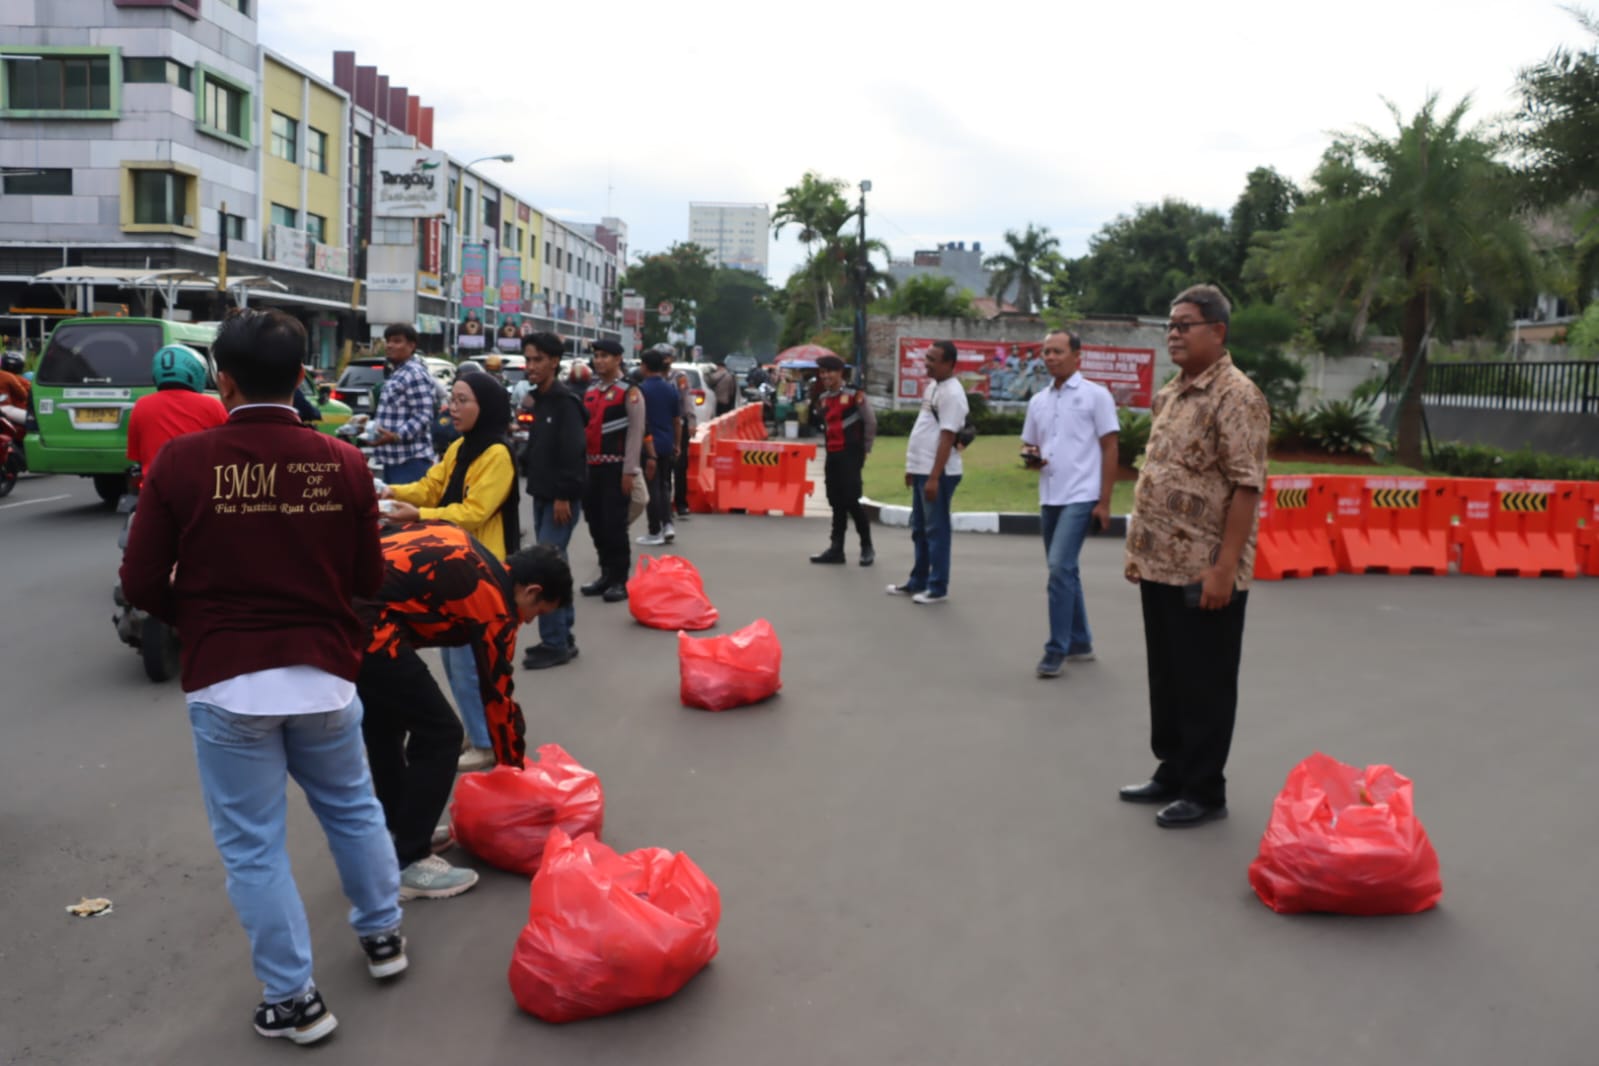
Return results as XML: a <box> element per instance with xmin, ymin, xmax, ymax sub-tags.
<box><xmin>263</xmin><ymin>0</ymin><xmax>1584</xmax><ymax>280</ymax></box>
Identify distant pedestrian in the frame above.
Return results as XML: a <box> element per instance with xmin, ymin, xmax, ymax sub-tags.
<box><xmin>1021</xmin><ymin>330</ymin><xmax>1118</xmax><ymax>678</ymax></box>
<box><xmin>519</xmin><ymin>332</ymin><xmax>589</xmax><ymax>670</ymax></box>
<box><xmin>808</xmin><ymin>354</ymin><xmax>877</xmax><ymax>566</ymax></box>
<box><xmin>709</xmin><ymin>361</ymin><xmax>737</xmax><ymax>412</ymax></box>
<box><xmin>580</xmin><ymin>339</ymin><xmax>644</xmax><ymax>603</ymax></box>
<box><xmin>664</xmin><ymin>348</ymin><xmax>696</xmax><ymax>517</ymax></box>
<box><xmin>371</xmin><ymin>323</ymin><xmax>438</xmax><ymax>485</ymax></box>
<box><xmin>120</xmin><ymin>309</ymin><xmax>401</xmax><ymax>1046</ymax></box>
<box><xmin>885</xmin><ymin>340</ymin><xmax>967</xmax><ymax>605</ymax></box>
<box><xmin>1120</xmin><ymin>284</ymin><xmax>1269</xmax><ymax>829</ymax></box>
<box><xmin>636</xmin><ymin>347</ymin><xmax>680</xmax><ymax>547</ymax></box>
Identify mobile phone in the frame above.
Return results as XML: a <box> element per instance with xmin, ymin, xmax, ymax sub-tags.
<box><xmin>1020</xmin><ymin>451</ymin><xmax>1044</xmax><ymax>468</ymax></box>
<box><xmin>1183</xmin><ymin>582</ymin><xmax>1203</xmax><ymax>608</ymax></box>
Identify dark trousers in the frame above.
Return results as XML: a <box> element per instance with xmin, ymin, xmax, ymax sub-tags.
<box><xmin>673</xmin><ymin>434</ymin><xmax>690</xmax><ymax>509</ymax></box>
<box><xmin>357</xmin><ymin>646</ymin><xmax>465</xmax><ymax>867</ymax></box>
<box><xmin>1140</xmin><ymin>580</ymin><xmax>1249</xmax><ymax>807</ymax></box>
<box><xmin>647</xmin><ymin>449</ymin><xmax>675</xmax><ymax>534</ymax></box>
<box><xmin>583</xmin><ymin>461</ymin><xmax>630</xmax><ymax>583</ymax></box>
<box><xmin>825</xmin><ymin>449</ymin><xmax>870</xmax><ymax>548</ymax></box>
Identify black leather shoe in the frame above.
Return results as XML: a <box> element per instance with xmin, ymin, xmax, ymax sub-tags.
<box><xmin>858</xmin><ymin>545</ymin><xmax>875</xmax><ymax>567</ymax></box>
<box><xmin>522</xmin><ymin>644</ymin><xmax>575</xmax><ymax>670</ymax></box>
<box><xmin>601</xmin><ymin>583</ymin><xmax>629</xmax><ymax>603</ymax></box>
<box><xmin>1155</xmin><ymin>799</ymin><xmax>1228</xmax><ymax>828</ymax></box>
<box><xmin>580</xmin><ymin>577</ymin><xmax>608</xmax><ymax>597</ymax></box>
<box><xmin>809</xmin><ymin>546</ymin><xmax>846</xmax><ymax>564</ymax></box>
<box><xmin>1118</xmin><ymin>779</ymin><xmax>1179</xmax><ymax>804</ymax></box>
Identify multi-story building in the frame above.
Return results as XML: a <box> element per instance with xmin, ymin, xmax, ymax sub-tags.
<box><xmin>887</xmin><ymin>241</ymin><xmax>993</xmax><ymax>301</ymax></box>
<box><xmin>688</xmin><ymin>201</ymin><xmax>768</xmax><ymax>275</ymax></box>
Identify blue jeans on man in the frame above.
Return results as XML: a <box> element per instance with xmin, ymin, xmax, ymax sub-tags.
<box><xmin>532</xmin><ymin>496</ymin><xmax>582</xmax><ymax>649</ymax></box>
<box><xmin>188</xmin><ymin>699</ymin><xmax>402</xmax><ymax>1003</ymax></box>
<box><xmin>382</xmin><ymin>457</ymin><xmax>432</xmax><ymax>488</ymax></box>
<box><xmin>1041</xmin><ymin>501</ymin><xmax>1096</xmax><ymax>656</ymax></box>
<box><xmin>906</xmin><ymin>472</ymin><xmax>961</xmax><ymax>596</ymax></box>
<box><xmin>441</xmin><ymin>645</ymin><xmax>491</xmax><ymax>750</ymax></box>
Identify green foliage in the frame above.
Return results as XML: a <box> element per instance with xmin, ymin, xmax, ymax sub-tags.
<box><xmin>1566</xmin><ymin>302</ymin><xmax>1599</xmax><ymax>356</ymax></box>
<box><xmin>772</xmin><ymin>172</ymin><xmax>857</xmax><ymax>327</ymax></box>
<box><xmin>1513</xmin><ymin>8</ymin><xmax>1599</xmax><ymax>208</ymax></box>
<box><xmin>1227</xmin><ymin>304</ymin><xmax>1306</xmax><ymax>410</ymax></box>
<box><xmin>872</xmin><ymin>397</ymin><xmax>1024</xmax><ymax>438</ymax></box>
<box><xmin>618</xmin><ymin>243</ymin><xmax>716</xmax><ymax>346</ymax></box>
<box><xmin>1428</xmin><ymin>441</ymin><xmax>1599</xmax><ymax>480</ymax></box>
<box><xmin>694</xmin><ymin>269</ymin><xmax>779</xmax><ymax>360</ymax></box>
<box><xmin>1229</xmin><ymin>168</ymin><xmax>1302</xmax><ymax>301</ymax></box>
<box><xmin>983</xmin><ymin>224</ymin><xmax>1059</xmax><ymax>315</ymax></box>
<box><xmin>1117</xmin><ymin>408</ymin><xmax>1152</xmax><ymax>466</ymax></box>
<box><xmin>874</xmin><ymin>409</ymin><xmax>918</xmax><ymax>436</ymax></box>
<box><xmin>1069</xmin><ymin>199</ymin><xmax>1230</xmax><ymax>315</ymax></box>
<box><xmin>873</xmin><ymin>274</ymin><xmax>977</xmax><ymax>319</ymax></box>
<box><xmin>1349</xmin><ymin>369</ymin><xmax>1393</xmax><ymax>403</ymax></box>
<box><xmin>1271</xmin><ymin>408</ymin><xmax>1319</xmax><ymax>451</ymax></box>
<box><xmin>1037</xmin><ymin>251</ymin><xmax>1082</xmax><ymax>331</ymax></box>
<box><xmin>1307</xmin><ymin>400</ymin><xmax>1386</xmax><ymax>454</ymax></box>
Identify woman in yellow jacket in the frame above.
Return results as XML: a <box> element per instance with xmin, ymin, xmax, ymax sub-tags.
<box><xmin>381</xmin><ymin>369</ymin><xmax>519</xmax><ymax>770</ymax></box>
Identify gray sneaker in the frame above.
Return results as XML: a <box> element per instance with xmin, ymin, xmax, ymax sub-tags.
<box><xmin>1036</xmin><ymin>653</ymin><xmax>1066</xmax><ymax>678</ymax></box>
<box><xmin>456</xmin><ymin>747</ymin><xmax>494</xmax><ymax>772</ymax></box>
<box><xmin>1067</xmin><ymin>649</ymin><xmax>1096</xmax><ymax>663</ymax></box>
<box><xmin>399</xmin><ymin>855</ymin><xmax>479</xmax><ymax>900</ymax></box>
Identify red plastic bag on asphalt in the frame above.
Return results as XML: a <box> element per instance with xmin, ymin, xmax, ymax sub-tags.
<box><xmin>449</xmin><ymin>744</ymin><xmax>604</xmax><ymax>877</ymax></box>
<box><xmin>678</xmin><ymin>619</ymin><xmax>782</xmax><ymax>710</ymax></box>
<box><xmin>1248</xmin><ymin>752</ymin><xmax>1442</xmax><ymax>915</ymax></box>
<box><xmin>628</xmin><ymin>555</ymin><xmax>719</xmax><ymax>631</ymax></box>
<box><xmin>508</xmin><ymin>828</ymin><xmax>721</xmax><ymax>1023</ymax></box>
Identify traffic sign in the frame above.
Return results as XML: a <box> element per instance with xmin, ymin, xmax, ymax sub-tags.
<box><xmin>657</xmin><ymin>301</ymin><xmax>674</xmax><ymax>317</ymax></box>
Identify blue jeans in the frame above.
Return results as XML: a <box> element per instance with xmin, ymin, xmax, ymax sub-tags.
<box><xmin>188</xmin><ymin>699</ymin><xmax>402</xmax><ymax>1003</ymax></box>
<box><xmin>907</xmin><ymin>473</ymin><xmax>961</xmax><ymax>596</ymax></box>
<box><xmin>1041</xmin><ymin>502</ymin><xmax>1096</xmax><ymax>656</ymax></box>
<box><xmin>533</xmin><ymin>496</ymin><xmax>582</xmax><ymax>649</ymax></box>
<box><xmin>383</xmin><ymin>457</ymin><xmax>432</xmax><ymax>487</ymax></box>
<box><xmin>441</xmin><ymin>644</ymin><xmax>491</xmax><ymax>750</ymax></box>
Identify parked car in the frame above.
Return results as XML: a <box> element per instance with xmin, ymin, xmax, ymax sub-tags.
<box><xmin>722</xmin><ymin>353</ymin><xmax>757</xmax><ymax>383</ymax></box>
<box><xmin>675</xmin><ymin>363</ymin><xmax>722</xmax><ymax>427</ymax></box>
<box><xmin>332</xmin><ymin>356</ymin><xmax>449</xmax><ymax>416</ymax></box>
<box><xmin>422</xmin><ymin>356</ymin><xmax>458</xmax><ymax>393</ymax></box>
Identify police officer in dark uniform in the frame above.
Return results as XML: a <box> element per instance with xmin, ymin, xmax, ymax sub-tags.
<box><xmin>808</xmin><ymin>354</ymin><xmax>878</xmax><ymax>566</ymax></box>
<box><xmin>579</xmin><ymin>340</ymin><xmax>644</xmax><ymax>602</ymax></box>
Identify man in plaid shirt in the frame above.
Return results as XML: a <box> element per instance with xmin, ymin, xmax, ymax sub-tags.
<box><xmin>372</xmin><ymin>324</ymin><xmax>438</xmax><ymax>484</ymax></box>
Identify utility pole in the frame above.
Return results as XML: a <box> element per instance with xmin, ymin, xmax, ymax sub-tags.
<box><xmin>853</xmin><ymin>180</ymin><xmax>871</xmax><ymax>385</ymax></box>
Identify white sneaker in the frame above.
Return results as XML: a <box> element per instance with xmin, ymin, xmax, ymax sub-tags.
<box><xmin>885</xmin><ymin>583</ymin><xmax>919</xmax><ymax>597</ymax></box>
<box><xmin>399</xmin><ymin>855</ymin><xmax>479</xmax><ymax>900</ymax></box>
<box><xmin>637</xmin><ymin>532</ymin><xmax>667</xmax><ymax>546</ymax></box>
<box><xmin>663</xmin><ymin>522</ymin><xmax>676</xmax><ymax>543</ymax></box>
<box><xmin>456</xmin><ymin>747</ymin><xmax>494</xmax><ymax>772</ymax></box>
<box><xmin>911</xmin><ymin>591</ymin><xmax>949</xmax><ymax>606</ymax></box>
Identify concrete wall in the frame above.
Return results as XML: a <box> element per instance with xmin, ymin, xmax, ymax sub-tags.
<box><xmin>1409</xmin><ymin>406</ymin><xmax>1599</xmax><ymax>460</ymax></box>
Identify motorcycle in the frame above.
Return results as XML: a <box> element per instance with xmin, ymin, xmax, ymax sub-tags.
<box><xmin>111</xmin><ymin>465</ymin><xmax>182</xmax><ymax>683</ymax></box>
<box><xmin>0</xmin><ymin>409</ymin><xmax>25</xmax><ymax>498</ymax></box>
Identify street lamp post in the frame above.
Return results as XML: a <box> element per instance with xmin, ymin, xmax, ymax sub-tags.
<box><xmin>853</xmin><ymin>180</ymin><xmax>872</xmax><ymax>385</ymax></box>
<box><xmin>447</xmin><ymin>153</ymin><xmax>514</xmax><ymax>352</ymax></box>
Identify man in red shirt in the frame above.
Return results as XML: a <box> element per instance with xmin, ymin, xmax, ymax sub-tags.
<box><xmin>120</xmin><ymin>311</ymin><xmax>401</xmax><ymax>1046</ymax></box>
<box><xmin>125</xmin><ymin>344</ymin><xmax>227</xmax><ymax>475</ymax></box>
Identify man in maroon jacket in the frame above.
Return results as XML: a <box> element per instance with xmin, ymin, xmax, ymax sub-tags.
<box><xmin>120</xmin><ymin>309</ymin><xmax>404</xmax><ymax>1047</ymax></box>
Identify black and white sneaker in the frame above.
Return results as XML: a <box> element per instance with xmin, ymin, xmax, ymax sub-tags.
<box><xmin>359</xmin><ymin>931</ymin><xmax>409</xmax><ymax>979</ymax></box>
<box><xmin>253</xmin><ymin>989</ymin><xmax>338</xmax><ymax>1045</ymax></box>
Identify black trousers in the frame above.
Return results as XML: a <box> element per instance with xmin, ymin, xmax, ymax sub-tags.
<box><xmin>673</xmin><ymin>433</ymin><xmax>690</xmax><ymax>509</ymax></box>
<box><xmin>583</xmin><ymin>461</ymin><xmax>630</xmax><ymax>582</ymax></box>
<box><xmin>647</xmin><ymin>449</ymin><xmax>675</xmax><ymax>534</ymax></box>
<box><xmin>1140</xmin><ymin>580</ymin><xmax>1249</xmax><ymax>807</ymax></box>
<box><xmin>825</xmin><ymin>450</ymin><xmax>871</xmax><ymax>548</ymax></box>
<box><xmin>357</xmin><ymin>646</ymin><xmax>465</xmax><ymax>867</ymax></box>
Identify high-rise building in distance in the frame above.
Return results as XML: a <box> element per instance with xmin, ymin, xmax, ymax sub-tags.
<box><xmin>688</xmin><ymin>202</ymin><xmax>769</xmax><ymax>276</ymax></box>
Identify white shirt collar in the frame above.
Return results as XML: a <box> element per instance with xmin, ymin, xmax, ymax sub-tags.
<box><xmin>1048</xmin><ymin>372</ymin><xmax>1083</xmax><ymax>393</ymax></box>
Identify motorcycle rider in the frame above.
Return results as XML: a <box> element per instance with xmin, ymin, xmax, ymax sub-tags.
<box><xmin>0</xmin><ymin>351</ymin><xmax>30</xmax><ymax>429</ymax></box>
<box><xmin>126</xmin><ymin>345</ymin><xmax>228</xmax><ymax>477</ymax></box>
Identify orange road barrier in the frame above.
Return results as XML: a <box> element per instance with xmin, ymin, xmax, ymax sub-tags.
<box><xmin>1454</xmin><ymin>479</ymin><xmax>1581</xmax><ymax>578</ymax></box>
<box><xmin>1254</xmin><ymin>477</ymin><xmax>1338</xmax><ymax>581</ymax></box>
<box><xmin>711</xmin><ymin>439</ymin><xmax>815</xmax><ymax>517</ymax></box>
<box><xmin>1581</xmin><ymin>483</ymin><xmax>1599</xmax><ymax>577</ymax></box>
<box><xmin>686</xmin><ymin>406</ymin><xmax>768</xmax><ymax>514</ymax></box>
<box><xmin>1322</xmin><ymin>476</ymin><xmax>1453</xmax><ymax>575</ymax></box>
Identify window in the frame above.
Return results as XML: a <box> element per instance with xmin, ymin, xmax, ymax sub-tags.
<box><xmin>463</xmin><ymin>189</ymin><xmax>474</xmax><ymax>234</ymax></box>
<box><xmin>223</xmin><ymin>213</ymin><xmax>246</xmax><ymax>240</ymax></box>
<box><xmin>529</xmin><ymin>235</ymin><xmax>537</xmax><ymax>261</ymax></box>
<box><xmin>123</xmin><ymin>57</ymin><xmax>191</xmax><ymax>91</ymax></box>
<box><xmin>216</xmin><ymin>0</ymin><xmax>250</xmax><ymax>13</ymax></box>
<box><xmin>503</xmin><ymin>221</ymin><xmax>514</xmax><ymax>246</ymax></box>
<box><xmin>306</xmin><ymin>127</ymin><xmax>327</xmax><ymax>174</ymax></box>
<box><xmin>197</xmin><ymin>67</ymin><xmax>249</xmax><ymax>145</ymax></box>
<box><xmin>544</xmin><ymin>242</ymin><xmax>551</xmax><ymax>265</ymax></box>
<box><xmin>269</xmin><ymin>111</ymin><xmax>297</xmax><ymax>161</ymax></box>
<box><xmin>3</xmin><ymin>52</ymin><xmax>115</xmax><ymax>115</ymax></box>
<box><xmin>270</xmin><ymin>203</ymin><xmax>297</xmax><ymax>229</ymax></box>
<box><xmin>3</xmin><ymin>168</ymin><xmax>73</xmax><ymax>195</ymax></box>
<box><xmin>304</xmin><ymin>212</ymin><xmax>326</xmax><ymax>244</ymax></box>
<box><xmin>132</xmin><ymin>169</ymin><xmax>190</xmax><ymax>225</ymax></box>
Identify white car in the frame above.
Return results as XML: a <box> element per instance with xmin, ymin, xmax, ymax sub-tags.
<box><xmin>422</xmin><ymin>357</ymin><xmax>457</xmax><ymax>396</ymax></box>
<box><xmin>674</xmin><ymin>362</ymin><xmax>723</xmax><ymax>426</ymax></box>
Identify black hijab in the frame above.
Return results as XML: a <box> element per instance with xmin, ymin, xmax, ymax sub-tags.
<box><xmin>441</xmin><ymin>372</ymin><xmax>521</xmax><ymax>551</ymax></box>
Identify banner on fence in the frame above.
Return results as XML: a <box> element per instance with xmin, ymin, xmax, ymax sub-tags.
<box><xmin>895</xmin><ymin>337</ymin><xmax>1155</xmax><ymax>407</ymax></box>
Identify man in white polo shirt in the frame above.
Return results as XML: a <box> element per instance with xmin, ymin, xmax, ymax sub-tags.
<box><xmin>1021</xmin><ymin>330</ymin><xmax>1119</xmax><ymax>677</ymax></box>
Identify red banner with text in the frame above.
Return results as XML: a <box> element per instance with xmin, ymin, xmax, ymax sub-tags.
<box><xmin>895</xmin><ymin>337</ymin><xmax>1155</xmax><ymax>408</ymax></box>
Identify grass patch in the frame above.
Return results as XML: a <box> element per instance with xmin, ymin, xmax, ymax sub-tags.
<box><xmin>861</xmin><ymin>437</ymin><xmax>1425</xmax><ymax>514</ymax></box>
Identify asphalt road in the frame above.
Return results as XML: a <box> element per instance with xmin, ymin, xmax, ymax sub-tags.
<box><xmin>2</xmin><ymin>472</ymin><xmax>1597</xmax><ymax>1065</ymax></box>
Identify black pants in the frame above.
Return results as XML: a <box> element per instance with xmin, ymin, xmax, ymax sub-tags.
<box><xmin>825</xmin><ymin>450</ymin><xmax>871</xmax><ymax>548</ymax></box>
<box><xmin>583</xmin><ymin>461</ymin><xmax>630</xmax><ymax>583</ymax></box>
<box><xmin>673</xmin><ymin>434</ymin><xmax>690</xmax><ymax>510</ymax></box>
<box><xmin>1140</xmin><ymin>580</ymin><xmax>1249</xmax><ymax>807</ymax></box>
<box><xmin>357</xmin><ymin>646</ymin><xmax>465</xmax><ymax>867</ymax></box>
<box><xmin>647</xmin><ymin>449</ymin><xmax>675</xmax><ymax>534</ymax></box>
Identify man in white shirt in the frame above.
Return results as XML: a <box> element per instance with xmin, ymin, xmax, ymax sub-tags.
<box><xmin>1021</xmin><ymin>330</ymin><xmax>1119</xmax><ymax>677</ymax></box>
<box><xmin>887</xmin><ymin>340</ymin><xmax>968</xmax><ymax>605</ymax></box>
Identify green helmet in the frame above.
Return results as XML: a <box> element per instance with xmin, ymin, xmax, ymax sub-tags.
<box><xmin>151</xmin><ymin>344</ymin><xmax>207</xmax><ymax>392</ymax></box>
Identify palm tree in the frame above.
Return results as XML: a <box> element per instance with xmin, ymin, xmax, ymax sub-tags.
<box><xmin>772</xmin><ymin>173</ymin><xmax>856</xmax><ymax>323</ymax></box>
<box><xmin>1267</xmin><ymin>95</ymin><xmax>1537</xmax><ymax>467</ymax></box>
<box><xmin>983</xmin><ymin>224</ymin><xmax>1059</xmax><ymax>314</ymax></box>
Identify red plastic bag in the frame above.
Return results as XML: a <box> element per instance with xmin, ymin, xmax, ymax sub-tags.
<box><xmin>678</xmin><ymin>619</ymin><xmax>782</xmax><ymax>710</ymax></box>
<box><xmin>508</xmin><ymin>828</ymin><xmax>721</xmax><ymax>1023</ymax></box>
<box><xmin>628</xmin><ymin>555</ymin><xmax>719</xmax><ymax>631</ymax></box>
<box><xmin>1249</xmin><ymin>752</ymin><xmax>1442</xmax><ymax>915</ymax></box>
<box><xmin>449</xmin><ymin>744</ymin><xmax>604</xmax><ymax>876</ymax></box>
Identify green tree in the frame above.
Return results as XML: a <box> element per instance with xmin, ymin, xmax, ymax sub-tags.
<box><xmin>1071</xmin><ymin>200</ymin><xmax>1229</xmax><ymax>314</ymax></box>
<box><xmin>873</xmin><ymin>274</ymin><xmax>977</xmax><ymax>319</ymax></box>
<box><xmin>1036</xmin><ymin>252</ymin><xmax>1082</xmax><ymax>331</ymax></box>
<box><xmin>1229</xmin><ymin>167</ymin><xmax>1302</xmax><ymax>299</ymax></box>
<box><xmin>771</xmin><ymin>172</ymin><xmax>856</xmax><ymax>324</ymax></box>
<box><xmin>617</xmin><ymin>242</ymin><xmax>716</xmax><ymax>347</ymax></box>
<box><xmin>1566</xmin><ymin>301</ymin><xmax>1599</xmax><ymax>355</ymax></box>
<box><xmin>1265</xmin><ymin>96</ymin><xmax>1538</xmax><ymax>466</ymax></box>
<box><xmin>983</xmin><ymin>223</ymin><xmax>1058</xmax><ymax>314</ymax></box>
<box><xmin>1226</xmin><ymin>304</ymin><xmax>1305</xmax><ymax>410</ymax></box>
<box><xmin>694</xmin><ymin>269</ymin><xmax>780</xmax><ymax>359</ymax></box>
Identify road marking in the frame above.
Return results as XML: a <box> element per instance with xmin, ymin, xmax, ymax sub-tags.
<box><xmin>0</xmin><ymin>493</ymin><xmax>71</xmax><ymax>511</ymax></box>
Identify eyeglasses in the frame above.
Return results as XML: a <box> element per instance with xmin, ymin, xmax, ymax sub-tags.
<box><xmin>1165</xmin><ymin>320</ymin><xmax>1216</xmax><ymax>334</ymax></box>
